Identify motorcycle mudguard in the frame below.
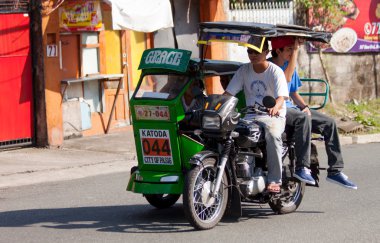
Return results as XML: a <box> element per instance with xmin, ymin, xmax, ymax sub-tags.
<box><xmin>225</xmin><ymin>185</ymin><xmax>242</xmax><ymax>218</ymax></box>
<box><xmin>309</xmin><ymin>142</ymin><xmax>320</xmax><ymax>187</ymax></box>
<box><xmin>180</xmin><ymin>134</ymin><xmax>204</xmax><ymax>170</ymax></box>
<box><xmin>189</xmin><ymin>150</ymin><xmax>219</xmax><ymax>166</ymax></box>
<box><xmin>224</xmin><ymin>161</ymin><xmax>242</xmax><ymax>218</ymax></box>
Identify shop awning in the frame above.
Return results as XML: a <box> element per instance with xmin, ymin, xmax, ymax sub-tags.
<box><xmin>106</xmin><ymin>0</ymin><xmax>174</xmax><ymax>32</ymax></box>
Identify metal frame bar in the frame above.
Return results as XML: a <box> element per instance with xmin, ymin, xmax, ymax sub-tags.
<box><xmin>299</xmin><ymin>78</ymin><xmax>329</xmax><ymax>110</ymax></box>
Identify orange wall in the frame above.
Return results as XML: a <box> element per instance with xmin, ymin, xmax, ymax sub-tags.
<box><xmin>42</xmin><ymin>10</ymin><xmax>63</xmax><ymax>146</ymax></box>
<box><xmin>42</xmin><ymin>2</ymin><xmax>130</xmax><ymax>145</ymax></box>
<box><xmin>200</xmin><ymin>0</ymin><xmax>227</xmax><ymax>94</ymax></box>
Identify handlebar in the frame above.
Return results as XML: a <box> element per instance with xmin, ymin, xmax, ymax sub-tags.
<box><xmin>184</xmin><ymin>108</ymin><xmax>203</xmax><ymax>116</ymax></box>
<box><xmin>241</xmin><ymin>106</ymin><xmax>269</xmax><ymax>116</ymax></box>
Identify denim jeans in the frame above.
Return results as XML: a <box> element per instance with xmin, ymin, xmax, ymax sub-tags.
<box><xmin>286</xmin><ymin>107</ymin><xmax>344</xmax><ymax>173</ymax></box>
<box><xmin>254</xmin><ymin>115</ymin><xmax>285</xmax><ymax>184</ymax></box>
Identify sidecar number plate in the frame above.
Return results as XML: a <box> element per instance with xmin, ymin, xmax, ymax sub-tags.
<box><xmin>135</xmin><ymin>105</ymin><xmax>170</xmax><ymax>121</ymax></box>
<box><xmin>139</xmin><ymin>129</ymin><xmax>173</xmax><ymax>165</ymax></box>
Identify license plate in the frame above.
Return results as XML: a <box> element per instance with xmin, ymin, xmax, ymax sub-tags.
<box><xmin>139</xmin><ymin>129</ymin><xmax>173</xmax><ymax>165</ymax></box>
<box><xmin>135</xmin><ymin>105</ymin><xmax>170</xmax><ymax>121</ymax></box>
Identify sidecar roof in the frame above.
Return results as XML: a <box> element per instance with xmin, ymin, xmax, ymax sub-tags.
<box><xmin>199</xmin><ymin>21</ymin><xmax>332</xmax><ymax>43</ymax></box>
<box><xmin>198</xmin><ymin>21</ymin><xmax>332</xmax><ymax>53</ymax></box>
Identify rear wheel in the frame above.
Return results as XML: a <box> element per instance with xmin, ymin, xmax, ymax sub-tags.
<box><xmin>268</xmin><ymin>180</ymin><xmax>305</xmax><ymax>214</ymax></box>
<box><xmin>183</xmin><ymin>158</ymin><xmax>229</xmax><ymax>230</ymax></box>
<box><xmin>144</xmin><ymin>194</ymin><xmax>180</xmax><ymax>209</ymax></box>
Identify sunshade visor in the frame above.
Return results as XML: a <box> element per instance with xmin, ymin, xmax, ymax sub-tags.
<box><xmin>199</xmin><ymin>32</ymin><xmax>267</xmax><ymax>53</ymax></box>
<box><xmin>198</xmin><ymin>22</ymin><xmax>332</xmax><ymax>48</ymax></box>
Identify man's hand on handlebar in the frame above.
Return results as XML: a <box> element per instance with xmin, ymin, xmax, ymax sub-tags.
<box><xmin>268</xmin><ymin>106</ymin><xmax>280</xmax><ymax>116</ymax></box>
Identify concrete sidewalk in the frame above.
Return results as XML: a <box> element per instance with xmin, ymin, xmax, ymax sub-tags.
<box><xmin>1</xmin><ymin>126</ymin><xmax>380</xmax><ymax>189</ymax></box>
<box><xmin>0</xmin><ymin>129</ymin><xmax>136</xmax><ymax>189</ymax></box>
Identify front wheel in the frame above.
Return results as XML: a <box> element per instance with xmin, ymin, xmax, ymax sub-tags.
<box><xmin>144</xmin><ymin>194</ymin><xmax>181</xmax><ymax>209</ymax></box>
<box><xmin>183</xmin><ymin>158</ymin><xmax>229</xmax><ymax>230</ymax></box>
<box><xmin>268</xmin><ymin>180</ymin><xmax>305</xmax><ymax>214</ymax></box>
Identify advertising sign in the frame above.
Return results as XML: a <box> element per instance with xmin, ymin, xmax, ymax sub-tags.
<box><xmin>309</xmin><ymin>0</ymin><xmax>380</xmax><ymax>53</ymax></box>
<box><xmin>59</xmin><ymin>1</ymin><xmax>103</xmax><ymax>32</ymax></box>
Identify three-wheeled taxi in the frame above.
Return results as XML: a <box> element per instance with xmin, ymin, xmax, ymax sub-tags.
<box><xmin>127</xmin><ymin>47</ymin><xmax>242</xmax><ymax>208</ymax></box>
<box><xmin>127</xmin><ymin>22</ymin><xmax>331</xmax><ymax>213</ymax></box>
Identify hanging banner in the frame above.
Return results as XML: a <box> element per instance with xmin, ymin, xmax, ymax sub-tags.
<box><xmin>108</xmin><ymin>0</ymin><xmax>173</xmax><ymax>32</ymax></box>
<box><xmin>308</xmin><ymin>0</ymin><xmax>380</xmax><ymax>53</ymax></box>
<box><xmin>59</xmin><ymin>1</ymin><xmax>103</xmax><ymax>32</ymax></box>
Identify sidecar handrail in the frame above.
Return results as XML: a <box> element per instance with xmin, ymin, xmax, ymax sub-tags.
<box><xmin>299</xmin><ymin>78</ymin><xmax>329</xmax><ymax>110</ymax></box>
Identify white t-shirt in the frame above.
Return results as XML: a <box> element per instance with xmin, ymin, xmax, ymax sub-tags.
<box><xmin>226</xmin><ymin>62</ymin><xmax>289</xmax><ymax>118</ymax></box>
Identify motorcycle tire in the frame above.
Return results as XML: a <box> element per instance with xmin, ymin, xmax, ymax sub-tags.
<box><xmin>268</xmin><ymin>181</ymin><xmax>305</xmax><ymax>214</ymax></box>
<box><xmin>183</xmin><ymin>158</ymin><xmax>229</xmax><ymax>230</ymax></box>
<box><xmin>144</xmin><ymin>194</ymin><xmax>181</xmax><ymax>209</ymax></box>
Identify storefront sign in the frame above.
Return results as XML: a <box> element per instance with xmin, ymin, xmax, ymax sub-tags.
<box><xmin>138</xmin><ymin>48</ymin><xmax>191</xmax><ymax>72</ymax></box>
<box><xmin>59</xmin><ymin>1</ymin><xmax>103</xmax><ymax>32</ymax></box>
<box><xmin>308</xmin><ymin>0</ymin><xmax>380</xmax><ymax>53</ymax></box>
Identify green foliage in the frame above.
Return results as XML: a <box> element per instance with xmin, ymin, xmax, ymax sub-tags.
<box><xmin>323</xmin><ymin>99</ymin><xmax>380</xmax><ymax>134</ymax></box>
<box><xmin>296</xmin><ymin>0</ymin><xmax>345</xmax><ymax>32</ymax></box>
<box><xmin>297</xmin><ymin>0</ymin><xmax>340</xmax><ymax>12</ymax></box>
<box><xmin>347</xmin><ymin>100</ymin><xmax>380</xmax><ymax>129</ymax></box>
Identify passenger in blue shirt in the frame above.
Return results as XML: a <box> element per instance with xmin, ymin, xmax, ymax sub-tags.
<box><xmin>269</xmin><ymin>36</ymin><xmax>357</xmax><ymax>190</ymax></box>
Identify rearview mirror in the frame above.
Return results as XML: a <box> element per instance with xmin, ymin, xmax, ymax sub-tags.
<box><xmin>263</xmin><ymin>96</ymin><xmax>276</xmax><ymax>108</ymax></box>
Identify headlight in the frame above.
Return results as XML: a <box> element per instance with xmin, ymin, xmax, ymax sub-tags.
<box><xmin>202</xmin><ymin>115</ymin><xmax>221</xmax><ymax>130</ymax></box>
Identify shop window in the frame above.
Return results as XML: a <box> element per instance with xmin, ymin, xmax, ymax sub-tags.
<box><xmin>81</xmin><ymin>33</ymin><xmax>99</xmax><ymax>76</ymax></box>
<box><xmin>81</xmin><ymin>32</ymin><xmax>103</xmax><ymax>113</ymax></box>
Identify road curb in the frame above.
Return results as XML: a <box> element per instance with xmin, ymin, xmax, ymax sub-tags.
<box><xmin>351</xmin><ymin>133</ymin><xmax>380</xmax><ymax>144</ymax></box>
<box><xmin>0</xmin><ymin>160</ymin><xmax>135</xmax><ymax>189</ymax></box>
<box><xmin>340</xmin><ymin>133</ymin><xmax>380</xmax><ymax>145</ymax></box>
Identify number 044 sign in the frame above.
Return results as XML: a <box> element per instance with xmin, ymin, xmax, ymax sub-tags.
<box><xmin>140</xmin><ymin>129</ymin><xmax>173</xmax><ymax>165</ymax></box>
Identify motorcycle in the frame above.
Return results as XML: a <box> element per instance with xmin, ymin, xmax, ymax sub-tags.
<box><xmin>182</xmin><ymin>94</ymin><xmax>306</xmax><ymax>230</ymax></box>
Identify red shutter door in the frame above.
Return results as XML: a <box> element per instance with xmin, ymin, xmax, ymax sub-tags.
<box><xmin>0</xmin><ymin>13</ymin><xmax>33</xmax><ymax>146</ymax></box>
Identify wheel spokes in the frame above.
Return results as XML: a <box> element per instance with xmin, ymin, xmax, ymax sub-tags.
<box><xmin>277</xmin><ymin>182</ymin><xmax>301</xmax><ymax>205</ymax></box>
<box><xmin>192</xmin><ymin>166</ymin><xmax>224</xmax><ymax>221</ymax></box>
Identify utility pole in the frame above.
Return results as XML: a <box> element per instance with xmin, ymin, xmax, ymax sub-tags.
<box><xmin>30</xmin><ymin>0</ymin><xmax>48</xmax><ymax>147</ymax></box>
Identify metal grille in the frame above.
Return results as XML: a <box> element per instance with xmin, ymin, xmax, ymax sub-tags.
<box><xmin>227</xmin><ymin>1</ymin><xmax>294</xmax><ymax>25</ymax></box>
<box><xmin>0</xmin><ymin>138</ymin><xmax>33</xmax><ymax>149</ymax></box>
<box><xmin>0</xmin><ymin>0</ymin><xmax>29</xmax><ymax>13</ymax></box>
<box><xmin>223</xmin><ymin>1</ymin><xmax>295</xmax><ymax>62</ymax></box>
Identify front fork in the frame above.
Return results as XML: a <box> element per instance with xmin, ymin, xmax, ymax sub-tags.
<box><xmin>211</xmin><ymin>139</ymin><xmax>232</xmax><ymax>197</ymax></box>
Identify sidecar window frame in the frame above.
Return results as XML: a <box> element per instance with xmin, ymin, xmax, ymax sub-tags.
<box><xmin>133</xmin><ymin>72</ymin><xmax>192</xmax><ymax>101</ymax></box>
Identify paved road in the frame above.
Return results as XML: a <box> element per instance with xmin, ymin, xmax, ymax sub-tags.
<box><xmin>1</xmin><ymin>143</ymin><xmax>380</xmax><ymax>242</ymax></box>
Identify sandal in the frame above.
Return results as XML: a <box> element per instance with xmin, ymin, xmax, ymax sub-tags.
<box><xmin>267</xmin><ymin>183</ymin><xmax>281</xmax><ymax>193</ymax></box>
